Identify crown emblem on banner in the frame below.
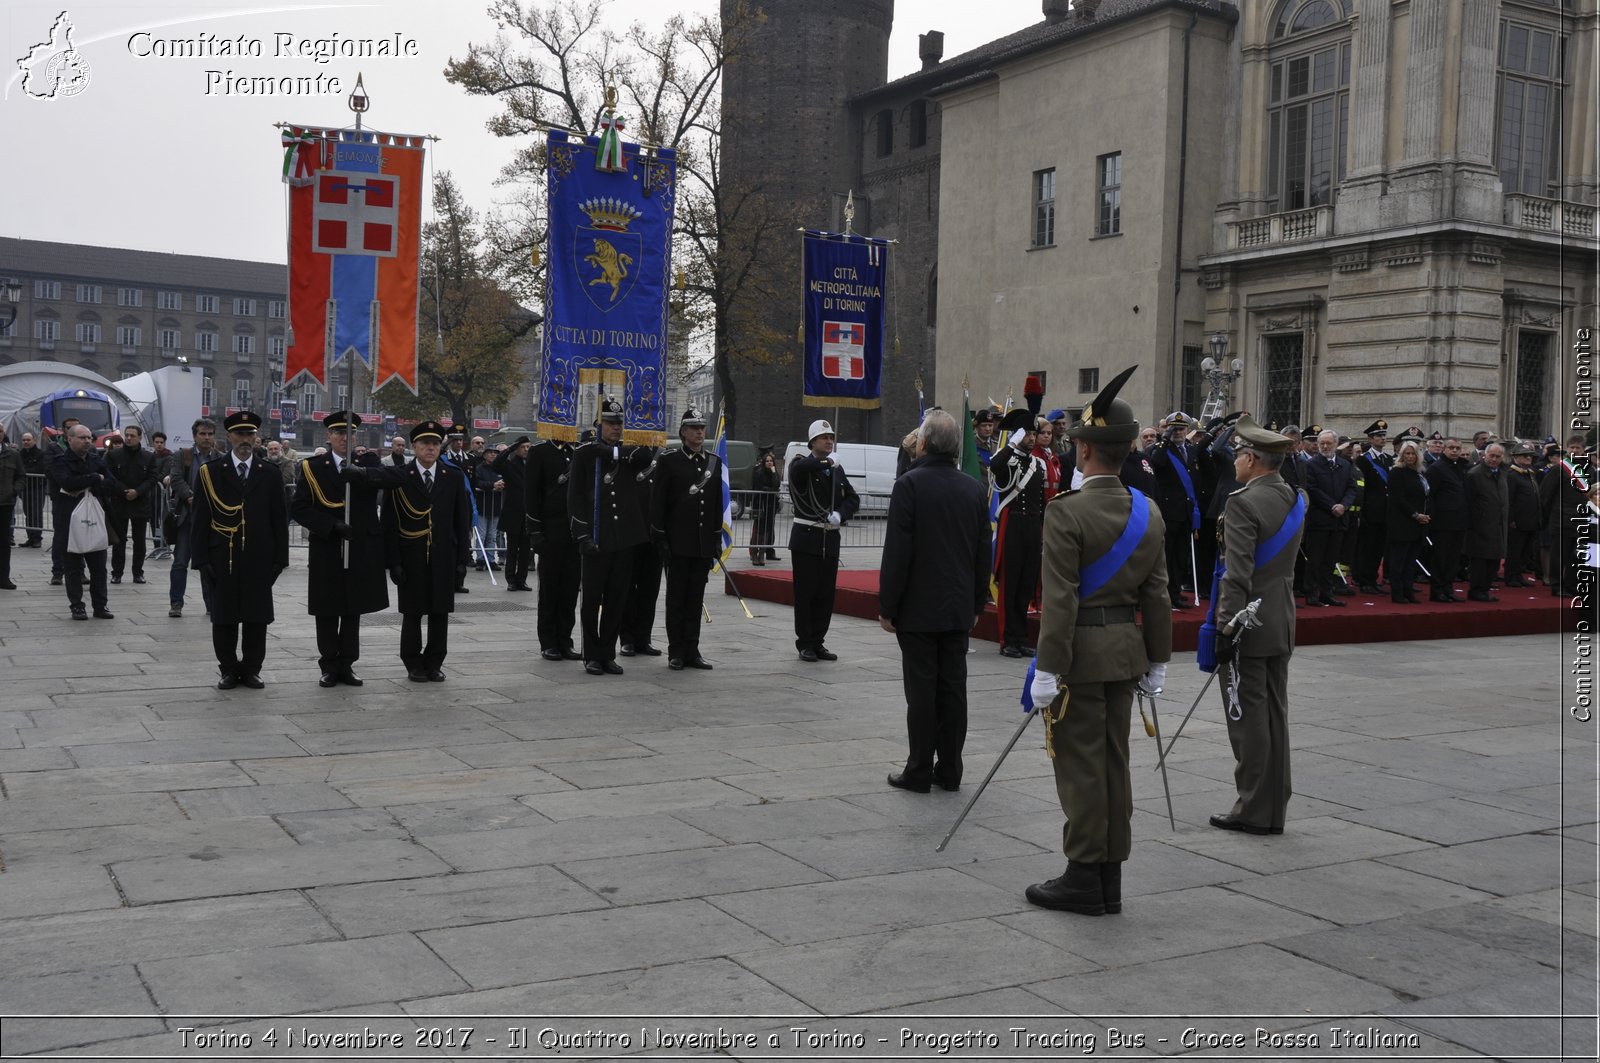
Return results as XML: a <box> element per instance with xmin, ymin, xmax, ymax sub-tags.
<box><xmin>579</xmin><ymin>197</ymin><xmax>641</xmax><ymax>232</ymax></box>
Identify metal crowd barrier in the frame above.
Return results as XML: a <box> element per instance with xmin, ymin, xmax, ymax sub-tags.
<box><xmin>728</xmin><ymin>489</ymin><xmax>890</xmax><ymax>551</ymax></box>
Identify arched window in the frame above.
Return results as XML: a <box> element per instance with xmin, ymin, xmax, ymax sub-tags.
<box><xmin>1265</xmin><ymin>1</ymin><xmax>1352</xmax><ymax>211</ymax></box>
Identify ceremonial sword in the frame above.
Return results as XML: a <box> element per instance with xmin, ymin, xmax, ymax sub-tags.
<box><xmin>1151</xmin><ymin>598</ymin><xmax>1263</xmax><ymax>773</ymax></box>
<box><xmin>935</xmin><ymin>693</ymin><xmax>1054</xmax><ymax>853</ymax></box>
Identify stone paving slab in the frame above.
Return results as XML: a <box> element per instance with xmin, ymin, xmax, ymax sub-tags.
<box><xmin>557</xmin><ymin>841</ymin><xmax>830</xmax><ymax>905</ymax></box>
<box><xmin>0</xmin><ymin>816</ymin><xmax>298</xmax><ymax>869</ymax></box>
<box><xmin>110</xmin><ymin>838</ymin><xmax>454</xmax><ymax>904</ymax></box>
<box><xmin>1379</xmin><ymin>832</ymin><xmax>1597</xmax><ymax>895</ymax></box>
<box><xmin>0</xmin><ymin>966</ymin><xmax>164</xmax><ymax>1055</ymax></box>
<box><xmin>418</xmin><ymin>812</ymin><xmax>721</xmax><ymax>872</ymax></box>
<box><xmin>307</xmin><ymin>865</ymin><xmax>609</xmax><ymax>937</ymax></box>
<box><xmin>1222</xmin><ymin>858</ymin><xmax>1497</xmax><ymax>925</ymax></box>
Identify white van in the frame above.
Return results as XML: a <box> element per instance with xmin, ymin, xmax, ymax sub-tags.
<box><xmin>781</xmin><ymin>440</ymin><xmax>900</xmax><ymax>514</ymax></box>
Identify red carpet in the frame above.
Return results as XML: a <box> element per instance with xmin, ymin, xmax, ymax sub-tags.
<box><xmin>726</xmin><ymin>568</ymin><xmax>1575</xmax><ymax>649</ymax></box>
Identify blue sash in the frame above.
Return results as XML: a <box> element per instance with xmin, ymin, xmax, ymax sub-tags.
<box><xmin>1197</xmin><ymin>490</ymin><xmax>1306</xmax><ymax>672</ymax></box>
<box><xmin>1080</xmin><ymin>490</ymin><xmax>1151</xmax><ymax>601</ymax></box>
<box><xmin>1366</xmin><ymin>455</ymin><xmax>1389</xmax><ymax>485</ymax></box>
<box><xmin>1171</xmin><ymin>447</ymin><xmax>1201</xmax><ymax>527</ymax></box>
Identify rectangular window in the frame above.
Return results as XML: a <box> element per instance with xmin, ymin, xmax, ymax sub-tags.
<box><xmin>1032</xmin><ymin>168</ymin><xmax>1056</xmax><ymax>247</ymax></box>
<box><xmin>34</xmin><ymin>280</ymin><xmax>60</xmax><ymax>300</ymax></box>
<box><xmin>875</xmin><ymin>108</ymin><xmax>893</xmax><ymax>157</ymax></box>
<box><xmin>159</xmin><ymin>328</ymin><xmax>181</xmax><ymax>350</ymax></box>
<box><xmin>195</xmin><ymin>331</ymin><xmax>218</xmax><ymax>353</ymax></box>
<box><xmin>1263</xmin><ymin>333</ymin><xmax>1305</xmax><ymax>429</ymax></box>
<box><xmin>201</xmin><ymin>376</ymin><xmax>215</xmax><ymax>410</ymax></box>
<box><xmin>232</xmin><ymin>379</ymin><xmax>252</xmax><ymax>407</ymax></box>
<box><xmin>1180</xmin><ymin>345</ymin><xmax>1203</xmax><ymax>419</ymax></box>
<box><xmin>196</xmin><ymin>294</ymin><xmax>219</xmax><ymax>314</ymax></box>
<box><xmin>34</xmin><ymin>319</ymin><xmax>60</xmax><ymax>342</ymax></box>
<box><xmin>0</xmin><ymin>317</ymin><xmax>14</xmax><ymax>338</ymax></box>
<box><xmin>76</xmin><ymin>284</ymin><xmax>102</xmax><ymax>304</ymax></box>
<box><xmin>267</xmin><ymin>336</ymin><xmax>286</xmax><ymax>358</ymax></box>
<box><xmin>76</xmin><ymin>323</ymin><xmax>102</xmax><ymax>343</ymax></box>
<box><xmin>157</xmin><ymin>290</ymin><xmax>182</xmax><ymax>311</ymax></box>
<box><xmin>1079</xmin><ymin>367</ymin><xmax>1099</xmax><ymax>392</ymax></box>
<box><xmin>116</xmin><ymin>287</ymin><xmax>143</xmax><ymax>307</ymax></box>
<box><xmin>302</xmin><ymin>383</ymin><xmax>319</xmax><ymax>411</ymax></box>
<box><xmin>1514</xmin><ymin>331</ymin><xmax>1552</xmax><ymax>438</ymax></box>
<box><xmin>1268</xmin><ymin>45</ymin><xmax>1349</xmax><ymax>210</ymax></box>
<box><xmin>909</xmin><ymin>100</ymin><xmax>928</xmax><ymax>148</ymax></box>
<box><xmin>117</xmin><ymin>325</ymin><xmax>140</xmax><ymax>347</ymax></box>
<box><xmin>267</xmin><ymin>299</ymin><xmax>287</xmax><ymax>318</ymax></box>
<box><xmin>336</xmin><ymin>384</ymin><xmax>350</xmax><ymax>409</ymax></box>
<box><xmin>231</xmin><ymin>334</ymin><xmax>255</xmax><ymax>355</ymax></box>
<box><xmin>233</xmin><ymin>297</ymin><xmax>257</xmax><ymax>317</ymax></box>
<box><xmin>1096</xmin><ymin>152</ymin><xmax>1122</xmax><ymax>236</ymax></box>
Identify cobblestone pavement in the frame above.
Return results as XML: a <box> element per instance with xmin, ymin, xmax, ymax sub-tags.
<box><xmin>0</xmin><ymin>549</ymin><xmax>1594</xmax><ymax>1061</ymax></box>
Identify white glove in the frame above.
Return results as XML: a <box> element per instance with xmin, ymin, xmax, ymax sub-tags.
<box><xmin>1029</xmin><ymin>669</ymin><xmax>1059</xmax><ymax>709</ymax></box>
<box><xmin>827</xmin><ymin>510</ymin><xmax>842</xmax><ymax>528</ymax></box>
<box><xmin>1009</xmin><ymin>427</ymin><xmax>1028</xmax><ymax>448</ymax></box>
<box><xmin>1137</xmin><ymin>663</ymin><xmax>1167</xmax><ymax>696</ymax></box>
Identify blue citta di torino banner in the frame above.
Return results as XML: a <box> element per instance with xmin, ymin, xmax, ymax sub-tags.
<box><xmin>539</xmin><ymin>128</ymin><xmax>676</xmax><ymax>444</ymax></box>
<box><xmin>802</xmin><ymin>230</ymin><xmax>887</xmax><ymax>410</ymax></box>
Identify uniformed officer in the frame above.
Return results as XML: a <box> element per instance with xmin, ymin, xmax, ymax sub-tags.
<box><xmin>651</xmin><ymin>407</ymin><xmax>724</xmax><ymax>670</ymax></box>
<box><xmin>289</xmin><ymin>411</ymin><xmax>389</xmax><ymax>687</ymax></box>
<box><xmin>990</xmin><ymin>408</ymin><xmax>1046</xmax><ymax>656</ymax></box>
<box><xmin>1026</xmin><ymin>367</ymin><xmax>1172</xmax><ymax>915</ymax></box>
<box><xmin>1353</xmin><ymin>419</ymin><xmax>1392</xmax><ymax>594</ymax></box>
<box><xmin>1148</xmin><ymin>412</ymin><xmax>1203</xmax><ymax>608</ymax></box>
<box><xmin>568</xmin><ymin>398</ymin><xmax>653</xmax><ymax>674</ymax></box>
<box><xmin>381</xmin><ymin>421</ymin><xmax>472</xmax><ymax>682</ymax></box>
<box><xmin>787</xmin><ymin>419</ymin><xmax>860</xmax><ymax>662</ymax></box>
<box><xmin>526</xmin><ymin>435</ymin><xmax>584</xmax><ymax>661</ymax></box>
<box><xmin>1210</xmin><ymin>416</ymin><xmax>1307</xmax><ymax>835</ymax></box>
<box><xmin>192</xmin><ymin>411</ymin><xmax>290</xmax><ymax>689</ymax></box>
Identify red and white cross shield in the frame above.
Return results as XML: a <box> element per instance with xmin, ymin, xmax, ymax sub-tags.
<box><xmin>312</xmin><ymin>170</ymin><xmax>400</xmax><ymax>257</ymax></box>
<box><xmin>821</xmin><ymin>320</ymin><xmax>866</xmax><ymax>380</ymax></box>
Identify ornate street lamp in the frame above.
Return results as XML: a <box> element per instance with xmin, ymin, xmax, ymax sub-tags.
<box><xmin>1199</xmin><ymin>332</ymin><xmax>1244</xmax><ymax>418</ymax></box>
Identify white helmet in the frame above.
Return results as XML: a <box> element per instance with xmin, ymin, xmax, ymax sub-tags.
<box><xmin>808</xmin><ymin>419</ymin><xmax>835</xmax><ymax>442</ymax></box>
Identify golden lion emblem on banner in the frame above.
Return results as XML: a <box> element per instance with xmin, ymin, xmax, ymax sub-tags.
<box><xmin>583</xmin><ymin>239</ymin><xmax>633</xmax><ymax>303</ymax></box>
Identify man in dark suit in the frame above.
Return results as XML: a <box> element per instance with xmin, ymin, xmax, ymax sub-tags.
<box><xmin>1353</xmin><ymin>420</ymin><xmax>1392</xmax><ymax>594</ymax></box>
<box><xmin>496</xmin><ymin>437</ymin><xmax>534</xmax><ymax>591</ymax></box>
<box><xmin>381</xmin><ymin>421</ymin><xmax>472</xmax><ymax>682</ymax></box>
<box><xmin>1026</xmin><ymin>366</ymin><xmax>1171</xmax><ymax>916</ymax></box>
<box><xmin>1300</xmin><ymin>429</ymin><xmax>1355</xmax><ymax>607</ymax></box>
<box><xmin>385</xmin><ymin>436</ymin><xmax>409</xmax><ymax>467</ymax></box>
<box><xmin>1464</xmin><ymin>442</ymin><xmax>1510</xmax><ymax>602</ymax></box>
<box><xmin>1148</xmin><ymin>414</ymin><xmax>1203</xmax><ymax>608</ymax></box>
<box><xmin>527</xmin><ymin>436</ymin><xmax>583</xmax><ymax>660</ymax></box>
<box><xmin>105</xmin><ymin>424</ymin><xmax>157</xmax><ymax>584</ymax></box>
<box><xmin>47</xmin><ymin>423</ymin><xmax>115</xmax><ymax>619</ymax></box>
<box><xmin>290</xmin><ymin>411</ymin><xmax>390</xmax><ymax>687</ymax></box>
<box><xmin>192</xmin><ymin>411</ymin><xmax>289</xmax><ymax>688</ymax></box>
<box><xmin>787</xmin><ymin>418</ymin><xmax>860</xmax><ymax>662</ymax></box>
<box><xmin>650</xmin><ymin>408</ymin><xmax>724</xmax><ymax>670</ymax></box>
<box><xmin>619</xmin><ymin>440</ymin><xmax>664</xmax><ymax>658</ymax></box>
<box><xmin>568</xmin><ymin>398</ymin><xmax>654</xmax><ymax>674</ymax></box>
<box><xmin>878</xmin><ymin>409</ymin><xmax>990</xmax><ymax>794</ymax></box>
<box><xmin>1425</xmin><ymin>438</ymin><xmax>1472</xmax><ymax>601</ymax></box>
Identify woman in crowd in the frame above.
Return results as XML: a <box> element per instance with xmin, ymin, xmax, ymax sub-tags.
<box><xmin>1385</xmin><ymin>438</ymin><xmax>1430</xmax><ymax>603</ymax></box>
<box><xmin>749</xmin><ymin>448</ymin><xmax>781</xmax><ymax>566</ymax></box>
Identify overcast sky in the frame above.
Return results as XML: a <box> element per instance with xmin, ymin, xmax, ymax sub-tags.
<box><xmin>3</xmin><ymin>0</ymin><xmax>1044</xmax><ymax>267</ymax></box>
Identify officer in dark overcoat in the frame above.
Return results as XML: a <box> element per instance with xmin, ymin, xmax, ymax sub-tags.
<box><xmin>497</xmin><ymin>436</ymin><xmax>534</xmax><ymax>591</ymax></box>
<box><xmin>1353</xmin><ymin>419</ymin><xmax>1392</xmax><ymax>593</ymax></box>
<box><xmin>1147</xmin><ymin>413</ymin><xmax>1203</xmax><ymax>608</ymax></box>
<box><xmin>192</xmin><ymin>411</ymin><xmax>289</xmax><ymax>689</ymax></box>
<box><xmin>526</xmin><ymin>436</ymin><xmax>583</xmax><ymax>660</ymax></box>
<box><xmin>568</xmin><ymin>398</ymin><xmax>653</xmax><ymax>674</ymax></box>
<box><xmin>104</xmin><ymin>423</ymin><xmax>157</xmax><ymax>584</ymax></box>
<box><xmin>787</xmin><ymin>419</ymin><xmax>860</xmax><ymax>662</ymax></box>
<box><xmin>381</xmin><ymin>421</ymin><xmax>471</xmax><ymax>682</ymax></box>
<box><xmin>290</xmin><ymin>411</ymin><xmax>390</xmax><ymax>687</ymax></box>
<box><xmin>650</xmin><ymin>407</ymin><xmax>724</xmax><ymax>670</ymax></box>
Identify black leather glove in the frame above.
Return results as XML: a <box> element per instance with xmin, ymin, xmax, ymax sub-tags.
<box><xmin>1214</xmin><ymin>631</ymin><xmax>1237</xmax><ymax>665</ymax></box>
<box><xmin>339</xmin><ymin>465</ymin><xmax>365</xmax><ymax>483</ymax></box>
<box><xmin>331</xmin><ymin>520</ymin><xmax>353</xmax><ymax>541</ymax></box>
<box><xmin>578</xmin><ymin>538</ymin><xmax>599</xmax><ymax>556</ymax></box>
<box><xmin>388</xmin><ymin>565</ymin><xmax>406</xmax><ymax>586</ymax></box>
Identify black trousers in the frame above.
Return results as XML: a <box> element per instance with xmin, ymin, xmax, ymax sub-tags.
<box><xmin>620</xmin><ymin>541</ymin><xmax>661</xmax><ymax>649</ymax></box>
<box><xmin>65</xmin><ymin>549</ymin><xmax>108</xmax><ymax>609</ymax></box>
<box><xmin>213</xmin><ymin>621</ymin><xmax>267</xmax><ymax>677</ymax></box>
<box><xmin>1356</xmin><ymin>516</ymin><xmax>1387</xmax><ymax>585</ymax></box>
<box><xmin>750</xmin><ymin>503</ymin><xmax>778</xmax><ymax>557</ymax></box>
<box><xmin>1468</xmin><ymin>555</ymin><xmax>1503</xmax><ymax>595</ymax></box>
<box><xmin>665</xmin><ymin>555</ymin><xmax>715</xmax><ymax>659</ymax></box>
<box><xmin>1507</xmin><ymin>530</ymin><xmax>1538</xmax><ymax>579</ymax></box>
<box><xmin>21</xmin><ymin>480</ymin><xmax>44</xmax><ymax>544</ymax></box>
<box><xmin>111</xmin><ymin>513</ymin><xmax>148</xmax><ymax>578</ymax></box>
<box><xmin>580</xmin><ymin>548</ymin><xmax>633</xmax><ymax>662</ymax></box>
<box><xmin>1303</xmin><ymin>527</ymin><xmax>1341</xmax><ymax>600</ymax></box>
<box><xmin>314</xmin><ymin>614</ymin><xmax>362</xmax><ymax>672</ymax></box>
<box><xmin>504</xmin><ymin>530</ymin><xmax>532</xmax><ymax>587</ymax></box>
<box><xmin>896</xmin><ymin>629</ymin><xmax>969</xmax><ymax>786</ymax></box>
<box><xmin>1163</xmin><ymin>521</ymin><xmax>1192</xmax><ymax>602</ymax></box>
<box><xmin>999</xmin><ymin>513</ymin><xmax>1042</xmax><ymax>648</ymax></box>
<box><xmin>400</xmin><ymin>612</ymin><xmax>449</xmax><ymax>671</ymax></box>
<box><xmin>51</xmin><ymin>511</ymin><xmax>68</xmax><ymax>577</ymax></box>
<box><xmin>1430</xmin><ymin>529</ymin><xmax>1464</xmax><ymax>594</ymax></box>
<box><xmin>536</xmin><ymin>539</ymin><xmax>582</xmax><ymax>651</ymax></box>
<box><xmin>791</xmin><ymin>550</ymin><xmax>839</xmax><ymax>652</ymax></box>
<box><xmin>1386</xmin><ymin>539</ymin><xmax>1420</xmax><ymax>598</ymax></box>
<box><xmin>0</xmin><ymin>502</ymin><xmax>11</xmax><ymax>581</ymax></box>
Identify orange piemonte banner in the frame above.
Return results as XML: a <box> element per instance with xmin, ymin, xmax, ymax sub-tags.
<box><xmin>282</xmin><ymin>126</ymin><xmax>424</xmax><ymax>392</ymax></box>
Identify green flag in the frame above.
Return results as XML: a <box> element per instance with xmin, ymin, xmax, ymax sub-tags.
<box><xmin>961</xmin><ymin>390</ymin><xmax>983</xmax><ymax>480</ymax></box>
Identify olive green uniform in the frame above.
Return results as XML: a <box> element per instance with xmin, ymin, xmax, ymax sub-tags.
<box><xmin>1036</xmin><ymin>476</ymin><xmax>1173</xmax><ymax>863</ymax></box>
<box><xmin>1216</xmin><ymin>471</ymin><xmax>1306</xmax><ymax>831</ymax></box>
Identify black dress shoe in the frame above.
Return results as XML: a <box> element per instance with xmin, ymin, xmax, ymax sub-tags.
<box><xmin>238</xmin><ymin>674</ymin><xmax>265</xmax><ymax>690</ymax></box>
<box><xmin>798</xmin><ymin>648</ymin><xmax>819</xmax><ymax>662</ymax></box>
<box><xmin>1359</xmin><ymin>584</ymin><xmax>1382</xmax><ymax>595</ymax></box>
<box><xmin>562</xmin><ymin>648</ymin><xmax>584</xmax><ymax>661</ymax></box>
<box><xmin>619</xmin><ymin>643</ymin><xmax>635</xmax><ymax>657</ymax></box>
<box><xmin>50</xmin><ymin>575</ymin><xmax>63</xmax><ymax>586</ymax></box>
<box><xmin>1467</xmin><ymin>592</ymin><xmax>1499</xmax><ymax>603</ymax></box>
<box><xmin>338</xmin><ymin>669</ymin><xmax>364</xmax><ymax>687</ymax></box>
<box><xmin>1209</xmin><ymin>813</ymin><xmax>1278</xmax><ymax>835</ymax></box>
<box><xmin>1100</xmin><ymin>862</ymin><xmax>1123</xmax><ymax>914</ymax></box>
<box><xmin>1025</xmin><ymin>861</ymin><xmax>1105</xmax><ymax>915</ymax></box>
<box><xmin>541</xmin><ymin>648</ymin><xmax>564</xmax><ymax>661</ymax></box>
<box><xmin>602</xmin><ymin>660</ymin><xmax>624</xmax><ymax>675</ymax></box>
<box><xmin>635</xmin><ymin>644</ymin><xmax>663</xmax><ymax>657</ymax></box>
<box><xmin>93</xmin><ymin>608</ymin><xmax>114</xmax><ymax>619</ymax></box>
<box><xmin>217</xmin><ymin>673</ymin><xmax>239</xmax><ymax>690</ymax></box>
<box><xmin>319</xmin><ymin>672</ymin><xmax>339</xmax><ymax>688</ymax></box>
<box><xmin>813</xmin><ymin>647</ymin><xmax>837</xmax><ymax>661</ymax></box>
<box><xmin>408</xmin><ymin>670</ymin><xmax>430</xmax><ymax>682</ymax></box>
<box><xmin>766</xmin><ymin>550</ymin><xmax>779</xmax><ymax>560</ymax></box>
<box><xmin>0</xmin><ymin>580</ymin><xmax>15</xmax><ymax>590</ymax></box>
<box><xmin>668</xmin><ymin>657</ymin><xmax>685</xmax><ymax>671</ymax></box>
<box><xmin>70</xmin><ymin>605</ymin><xmax>88</xmax><ymax>620</ymax></box>
<box><xmin>999</xmin><ymin>644</ymin><xmax>1024</xmax><ymax>658</ymax></box>
<box><xmin>133</xmin><ymin>576</ymin><xmax>147</xmax><ymax>585</ymax></box>
<box><xmin>684</xmin><ymin>656</ymin><xmax>714</xmax><ymax>670</ymax></box>
<box><xmin>585</xmin><ymin>661</ymin><xmax>606</xmax><ymax>675</ymax></box>
<box><xmin>887</xmin><ymin>771</ymin><xmax>931</xmax><ymax>794</ymax></box>
<box><xmin>751</xmin><ymin>556</ymin><xmax>765</xmax><ymax>567</ymax></box>
<box><xmin>427</xmin><ymin>669</ymin><xmax>446</xmax><ymax>682</ymax></box>
<box><xmin>1321</xmin><ymin>596</ymin><xmax>1347</xmax><ymax>607</ymax></box>
<box><xmin>110</xmin><ymin>575</ymin><xmax>122</xmax><ymax>584</ymax></box>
